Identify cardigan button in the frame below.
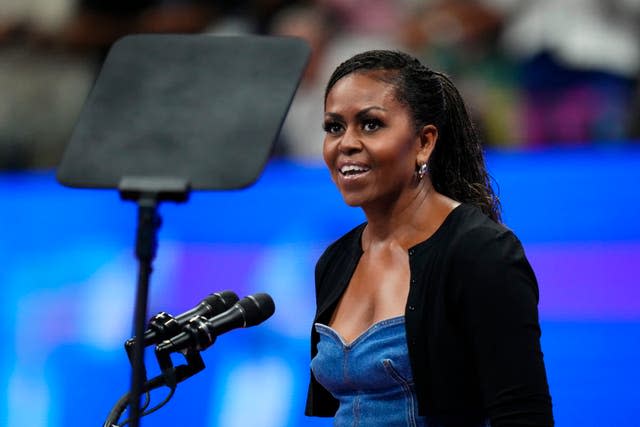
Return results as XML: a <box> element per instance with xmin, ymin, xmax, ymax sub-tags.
<box><xmin>408</xmin><ymin>305</ymin><xmax>415</xmax><ymax>311</ymax></box>
<box><xmin>408</xmin><ymin>249</ymin><xmax>414</xmax><ymax>256</ymax></box>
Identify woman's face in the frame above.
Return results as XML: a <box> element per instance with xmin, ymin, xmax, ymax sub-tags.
<box><xmin>323</xmin><ymin>71</ymin><xmax>427</xmax><ymax>209</ymax></box>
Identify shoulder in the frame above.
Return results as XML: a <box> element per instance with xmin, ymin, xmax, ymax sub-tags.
<box><xmin>445</xmin><ymin>204</ymin><xmax>538</xmax><ymax>298</ymax></box>
<box><xmin>447</xmin><ymin>204</ymin><xmax>524</xmax><ymax>263</ymax></box>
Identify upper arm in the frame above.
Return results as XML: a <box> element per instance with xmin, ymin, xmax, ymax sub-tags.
<box><xmin>452</xmin><ymin>227</ymin><xmax>553</xmax><ymax>426</ymax></box>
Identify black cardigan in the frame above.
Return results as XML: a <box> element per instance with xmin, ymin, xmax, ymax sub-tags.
<box><xmin>305</xmin><ymin>204</ymin><xmax>553</xmax><ymax>427</ymax></box>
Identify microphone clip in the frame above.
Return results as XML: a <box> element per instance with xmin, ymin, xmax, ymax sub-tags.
<box><xmin>155</xmin><ymin>344</ymin><xmax>206</xmax><ymax>390</ymax></box>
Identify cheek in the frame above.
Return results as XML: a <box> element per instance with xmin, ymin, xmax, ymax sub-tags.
<box><xmin>323</xmin><ymin>138</ymin><xmax>341</xmax><ymax>186</ymax></box>
<box><xmin>322</xmin><ymin>137</ymin><xmax>334</xmax><ymax>169</ymax></box>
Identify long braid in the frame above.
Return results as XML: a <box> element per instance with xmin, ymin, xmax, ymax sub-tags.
<box><xmin>430</xmin><ymin>71</ymin><xmax>501</xmax><ymax>222</ymax></box>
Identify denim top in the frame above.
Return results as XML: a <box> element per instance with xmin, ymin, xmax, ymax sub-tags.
<box><xmin>311</xmin><ymin>316</ymin><xmax>429</xmax><ymax>427</ymax></box>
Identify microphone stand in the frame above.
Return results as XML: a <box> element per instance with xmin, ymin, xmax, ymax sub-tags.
<box><xmin>103</xmin><ymin>351</ymin><xmax>205</xmax><ymax>427</ymax></box>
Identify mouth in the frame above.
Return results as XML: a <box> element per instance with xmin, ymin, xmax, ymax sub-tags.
<box><xmin>338</xmin><ymin>164</ymin><xmax>371</xmax><ymax>178</ymax></box>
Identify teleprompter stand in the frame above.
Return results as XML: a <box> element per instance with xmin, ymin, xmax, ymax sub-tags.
<box><xmin>56</xmin><ymin>34</ymin><xmax>309</xmax><ymax>427</ymax></box>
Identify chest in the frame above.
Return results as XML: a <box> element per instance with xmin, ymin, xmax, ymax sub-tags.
<box><xmin>328</xmin><ymin>246</ymin><xmax>411</xmax><ymax>341</ymax></box>
<box><xmin>349</xmin><ymin>248</ymin><xmax>410</xmax><ymax>304</ymax></box>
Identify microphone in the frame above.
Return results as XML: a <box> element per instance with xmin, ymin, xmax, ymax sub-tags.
<box><xmin>126</xmin><ymin>290</ymin><xmax>239</xmax><ymax>350</ymax></box>
<box><xmin>155</xmin><ymin>293</ymin><xmax>275</xmax><ymax>354</ymax></box>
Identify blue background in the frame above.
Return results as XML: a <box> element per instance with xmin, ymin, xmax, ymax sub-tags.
<box><xmin>1</xmin><ymin>146</ymin><xmax>639</xmax><ymax>426</ymax></box>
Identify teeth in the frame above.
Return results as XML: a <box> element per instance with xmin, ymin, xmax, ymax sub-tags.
<box><xmin>340</xmin><ymin>165</ymin><xmax>369</xmax><ymax>175</ymax></box>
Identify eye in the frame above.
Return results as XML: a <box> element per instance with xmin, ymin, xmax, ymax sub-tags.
<box><xmin>362</xmin><ymin>119</ymin><xmax>383</xmax><ymax>132</ymax></box>
<box><xmin>323</xmin><ymin>121</ymin><xmax>344</xmax><ymax>135</ymax></box>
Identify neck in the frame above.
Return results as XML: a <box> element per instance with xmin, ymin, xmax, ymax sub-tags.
<box><xmin>361</xmin><ymin>180</ymin><xmax>455</xmax><ymax>251</ymax></box>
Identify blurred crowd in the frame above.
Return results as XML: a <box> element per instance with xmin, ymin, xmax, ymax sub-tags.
<box><xmin>1</xmin><ymin>0</ymin><xmax>639</xmax><ymax>169</ymax></box>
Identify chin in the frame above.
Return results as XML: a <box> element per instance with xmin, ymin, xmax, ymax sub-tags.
<box><xmin>340</xmin><ymin>193</ymin><xmax>367</xmax><ymax>207</ymax></box>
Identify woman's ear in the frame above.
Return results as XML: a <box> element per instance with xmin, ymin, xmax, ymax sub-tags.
<box><xmin>416</xmin><ymin>124</ymin><xmax>438</xmax><ymax>165</ymax></box>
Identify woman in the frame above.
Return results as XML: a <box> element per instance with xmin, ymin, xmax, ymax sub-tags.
<box><xmin>305</xmin><ymin>50</ymin><xmax>553</xmax><ymax>426</ymax></box>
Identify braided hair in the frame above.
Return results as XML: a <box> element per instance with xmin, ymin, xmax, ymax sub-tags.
<box><xmin>325</xmin><ymin>50</ymin><xmax>501</xmax><ymax>223</ymax></box>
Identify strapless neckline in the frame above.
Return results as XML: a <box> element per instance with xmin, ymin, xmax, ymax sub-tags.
<box><xmin>315</xmin><ymin>315</ymin><xmax>405</xmax><ymax>348</ymax></box>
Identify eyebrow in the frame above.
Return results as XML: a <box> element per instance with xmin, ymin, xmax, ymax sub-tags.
<box><xmin>324</xmin><ymin>106</ymin><xmax>388</xmax><ymax>121</ymax></box>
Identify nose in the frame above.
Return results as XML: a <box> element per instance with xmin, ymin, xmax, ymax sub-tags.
<box><xmin>338</xmin><ymin>128</ymin><xmax>362</xmax><ymax>155</ymax></box>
